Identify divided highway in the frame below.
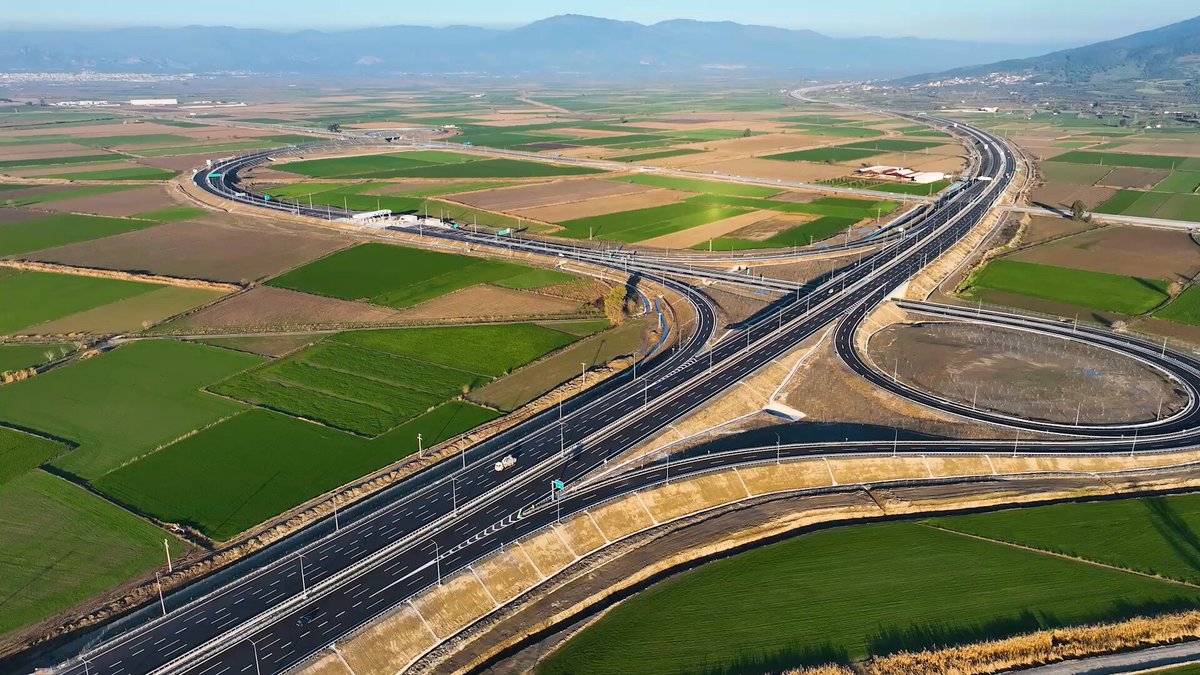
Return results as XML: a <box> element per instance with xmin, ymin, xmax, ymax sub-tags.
<box><xmin>44</xmin><ymin>110</ymin><xmax>1129</xmax><ymax>675</ymax></box>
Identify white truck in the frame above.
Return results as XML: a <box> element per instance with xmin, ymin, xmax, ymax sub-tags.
<box><xmin>494</xmin><ymin>455</ymin><xmax>516</xmax><ymax>472</ymax></box>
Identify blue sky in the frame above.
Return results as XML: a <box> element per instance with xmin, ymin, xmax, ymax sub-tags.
<box><xmin>7</xmin><ymin>0</ymin><xmax>1196</xmax><ymax>45</ymax></box>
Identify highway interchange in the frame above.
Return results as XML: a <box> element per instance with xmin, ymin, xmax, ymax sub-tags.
<box><xmin>42</xmin><ymin>107</ymin><xmax>1200</xmax><ymax>675</ymax></box>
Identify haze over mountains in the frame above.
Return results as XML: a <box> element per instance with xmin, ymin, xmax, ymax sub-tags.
<box><xmin>0</xmin><ymin>14</ymin><xmax>1063</xmax><ymax>79</ymax></box>
<box><xmin>904</xmin><ymin>14</ymin><xmax>1200</xmax><ymax>85</ymax></box>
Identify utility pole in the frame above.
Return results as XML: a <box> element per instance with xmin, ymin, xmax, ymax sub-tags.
<box><xmin>333</xmin><ymin>499</ymin><xmax>339</xmax><ymax>531</ymax></box>
<box><xmin>581</xmin><ymin>362</ymin><xmax>588</xmax><ymax>387</ymax></box>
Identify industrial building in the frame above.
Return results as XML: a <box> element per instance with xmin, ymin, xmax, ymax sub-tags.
<box><xmin>854</xmin><ymin>165</ymin><xmax>947</xmax><ymax>184</ymax></box>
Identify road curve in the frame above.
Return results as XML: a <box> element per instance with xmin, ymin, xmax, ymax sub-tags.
<box><xmin>38</xmin><ymin>109</ymin><xmax>1075</xmax><ymax>675</ymax></box>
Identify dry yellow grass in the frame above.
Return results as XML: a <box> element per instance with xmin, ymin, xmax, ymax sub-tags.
<box><xmin>335</xmin><ymin>604</ymin><xmax>437</xmax><ymax>674</ymax></box>
<box><xmin>410</xmin><ymin>573</ymin><xmax>497</xmax><ymax>637</ymax></box>
<box><xmin>472</xmin><ymin>546</ymin><xmax>541</xmax><ymax>604</ymax></box>
<box><xmin>826</xmin><ymin>456</ymin><xmax>932</xmax><ymax>484</ymax></box>
<box><xmin>736</xmin><ymin>460</ymin><xmax>836</xmax><ymax>495</ymax></box>
<box><xmin>296</xmin><ymin>651</ymin><xmax>353</xmax><ymax>675</ymax></box>
<box><xmin>555</xmin><ymin>515</ymin><xmax>608</xmax><ymax>556</ymax></box>
<box><xmin>588</xmin><ymin>494</ymin><xmax>657</xmax><ymax>541</ymax></box>
<box><xmin>517</xmin><ymin>528</ymin><xmax>577</xmax><ymax>575</ymax></box>
<box><xmin>638</xmin><ymin>471</ymin><xmax>749</xmax><ymax>522</ymax></box>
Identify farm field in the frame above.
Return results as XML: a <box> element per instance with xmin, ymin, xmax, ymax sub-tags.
<box><xmin>95</xmin><ymin>404</ymin><xmax>498</xmax><ymax>541</ymax></box>
<box><xmin>1052</xmin><ymin>151</ymin><xmax>1200</xmax><ymax>171</ymax></box>
<box><xmin>0</xmin><ymin>269</ymin><xmax>159</xmax><ymax>335</ymax></box>
<box><xmin>28</xmin><ymin>217</ymin><xmax>349</xmax><ymax>283</ymax></box>
<box><xmin>764</xmin><ymin>146</ymin><xmax>882</xmax><ymax>163</ymax></box>
<box><xmin>0</xmin><ymin>342</ymin><xmax>73</xmax><ymax>373</ymax></box>
<box><xmin>1156</xmin><ymin>287</ymin><xmax>1200</xmax><ymax>326</ymax></box>
<box><xmin>0</xmin><ymin>470</ymin><xmax>186</xmax><ymax>638</ymax></box>
<box><xmin>276</xmin><ymin>150</ymin><xmax>602</xmax><ymax>179</ymax></box>
<box><xmin>699</xmin><ymin>215</ymin><xmax>860</xmax><ymax>250</ymax></box>
<box><xmin>267</xmin><ymin>243</ymin><xmax>572</xmax><ymax>308</ymax></box>
<box><xmin>540</xmin><ymin>520</ymin><xmax>1200</xmax><ymax>674</ymax></box>
<box><xmin>610</xmin><ymin>174</ymin><xmax>782</xmax><ymax>198</ymax></box>
<box><xmin>0</xmin><ymin>426</ymin><xmax>67</xmax><ymax>484</ymax></box>
<box><xmin>28</xmin><ymin>285</ymin><xmax>226</xmax><ymax>335</ymax></box>
<box><xmin>1006</xmin><ymin>226</ymin><xmax>1200</xmax><ymax>284</ymax></box>
<box><xmin>469</xmin><ymin>318</ymin><xmax>648</xmax><ymax>411</ymax></box>
<box><xmin>0</xmin><ymin>340</ymin><xmax>261</xmax><ymax>480</ymax></box>
<box><xmin>964</xmin><ymin>259</ymin><xmax>1171</xmax><ymax>315</ymax></box>
<box><xmin>928</xmin><ymin>493</ymin><xmax>1200</xmax><ymax>585</ymax></box>
<box><xmin>212</xmin><ymin>324</ymin><xmax>578</xmax><ymax>436</ymax></box>
<box><xmin>0</xmin><ymin>212</ymin><xmax>161</xmax><ymax>256</ymax></box>
<box><xmin>1095</xmin><ymin>190</ymin><xmax>1200</xmax><ymax>222</ymax></box>
<box><xmin>46</xmin><ymin>166</ymin><xmax>177</xmax><ymax>181</ymax></box>
<box><xmin>554</xmin><ymin>201</ymin><xmax>749</xmax><ymax>242</ymax></box>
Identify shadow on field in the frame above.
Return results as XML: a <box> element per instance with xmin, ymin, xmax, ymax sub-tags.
<box><xmin>866</xmin><ymin>596</ymin><xmax>1200</xmax><ymax>656</ymax></box>
<box><xmin>682</xmin><ymin>642</ymin><xmax>849</xmax><ymax>675</ymax></box>
<box><xmin>1143</xmin><ymin>497</ymin><xmax>1200</xmax><ymax>577</ymax></box>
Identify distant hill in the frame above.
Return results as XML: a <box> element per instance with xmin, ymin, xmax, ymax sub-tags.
<box><xmin>0</xmin><ymin>15</ymin><xmax>1059</xmax><ymax>79</ymax></box>
<box><xmin>900</xmin><ymin>14</ymin><xmax>1200</xmax><ymax>85</ymax></box>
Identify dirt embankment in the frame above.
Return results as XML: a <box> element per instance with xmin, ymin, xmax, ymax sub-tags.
<box><xmin>0</xmin><ymin>259</ymin><xmax>240</xmax><ymax>292</ymax></box>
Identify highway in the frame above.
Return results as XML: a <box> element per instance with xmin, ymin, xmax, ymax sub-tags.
<box><xmin>46</xmin><ymin>108</ymin><xmax>1183</xmax><ymax>675</ymax></box>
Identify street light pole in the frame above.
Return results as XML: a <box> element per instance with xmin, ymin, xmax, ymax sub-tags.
<box><xmin>433</xmin><ymin>541</ymin><xmax>442</xmax><ymax>586</ymax></box>
<box><xmin>452</xmin><ymin>477</ymin><xmax>457</xmax><ymax>516</ymax></box>
<box><xmin>417</xmin><ymin>433</ymin><xmax>423</xmax><ymax>458</ymax></box>
<box><xmin>155</xmin><ymin>571</ymin><xmax>166</xmax><ymax>616</ymax></box>
<box><xmin>248</xmin><ymin>638</ymin><xmax>262</xmax><ymax>675</ymax></box>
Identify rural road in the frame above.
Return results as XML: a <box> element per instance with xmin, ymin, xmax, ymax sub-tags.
<box><xmin>1009</xmin><ymin>641</ymin><xmax>1200</xmax><ymax>674</ymax></box>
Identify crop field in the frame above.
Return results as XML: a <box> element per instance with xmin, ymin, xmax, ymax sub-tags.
<box><xmin>213</xmin><ymin>324</ymin><xmax>577</xmax><ymax>435</ymax></box>
<box><xmin>966</xmin><ymin>260</ymin><xmax>1171</xmax><ymax>315</ymax></box>
<box><xmin>0</xmin><ymin>426</ymin><xmax>67</xmax><ymax>484</ymax></box>
<box><xmin>688</xmin><ymin>194</ymin><xmax>897</xmax><ymax>220</ymax></box>
<box><xmin>267</xmin><ymin>243</ymin><xmax>572</xmax><ymax>308</ymax></box>
<box><xmin>133</xmin><ymin>206</ymin><xmax>207</xmax><ymax>223</ymax></box>
<box><xmin>0</xmin><ymin>212</ymin><xmax>161</xmax><ymax>256</ymax></box>
<box><xmin>836</xmin><ymin>139</ymin><xmax>944</xmax><ymax>153</ymax></box>
<box><xmin>46</xmin><ymin>166</ymin><xmax>178</xmax><ymax>181</ymax></box>
<box><xmin>96</xmin><ymin>404</ymin><xmax>498</xmax><ymax>541</ymax></box>
<box><xmin>765</xmin><ymin>146</ymin><xmax>883</xmax><ymax>163</ymax></box>
<box><xmin>1154</xmin><ymin>171</ymin><xmax>1200</xmax><ymax>194</ymax></box>
<box><xmin>700</xmin><ymin>215</ymin><xmax>860</xmax><ymax>250</ymax></box>
<box><xmin>0</xmin><ymin>183</ymin><xmax>140</xmax><ymax>208</ymax></box>
<box><xmin>1156</xmin><ymin>287</ymin><xmax>1200</xmax><ymax>326</ymax></box>
<box><xmin>0</xmin><ymin>269</ymin><xmax>159</xmax><ymax>335</ymax></box>
<box><xmin>540</xmin><ymin>521</ymin><xmax>1200</xmax><ymax>674</ymax></box>
<box><xmin>610</xmin><ymin>174</ymin><xmax>782</xmax><ymax>198</ymax></box>
<box><xmin>822</xmin><ymin>177</ymin><xmax>952</xmax><ymax>195</ymax></box>
<box><xmin>0</xmin><ymin>470</ymin><xmax>186</xmax><ymax>638</ymax></box>
<box><xmin>555</xmin><ymin>202</ymin><xmax>749</xmax><ymax>242</ymax></box>
<box><xmin>1095</xmin><ymin>190</ymin><xmax>1200</xmax><ymax>222</ymax></box>
<box><xmin>277</xmin><ymin>151</ymin><xmax>601</xmax><ymax>179</ymax></box>
<box><xmin>611</xmin><ymin>148</ymin><xmax>706</xmax><ymax>162</ymax></box>
<box><xmin>29</xmin><ymin>285</ymin><xmax>227</xmax><ymax>335</ymax></box>
<box><xmin>928</xmin><ymin>493</ymin><xmax>1200</xmax><ymax>585</ymax></box>
<box><xmin>788</xmin><ymin>124</ymin><xmax>888</xmax><ymax>138</ymax></box>
<box><xmin>0</xmin><ymin>153</ymin><xmax>117</xmax><ymax>169</ymax></box>
<box><xmin>1052</xmin><ymin>151</ymin><xmax>1200</xmax><ymax>171</ymax></box>
<box><xmin>0</xmin><ymin>340</ymin><xmax>261</xmax><ymax>480</ymax></box>
<box><xmin>0</xmin><ymin>342</ymin><xmax>73</xmax><ymax>374</ymax></box>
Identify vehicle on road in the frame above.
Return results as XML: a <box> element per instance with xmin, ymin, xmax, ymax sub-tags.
<box><xmin>494</xmin><ymin>454</ymin><xmax>517</xmax><ymax>472</ymax></box>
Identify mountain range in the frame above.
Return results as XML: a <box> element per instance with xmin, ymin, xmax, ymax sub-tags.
<box><xmin>903</xmin><ymin>14</ymin><xmax>1200</xmax><ymax>85</ymax></box>
<box><xmin>0</xmin><ymin>15</ymin><xmax>1062</xmax><ymax>79</ymax></box>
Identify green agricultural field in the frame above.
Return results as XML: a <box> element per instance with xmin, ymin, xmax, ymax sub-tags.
<box><xmin>0</xmin><ymin>427</ymin><xmax>67</xmax><ymax>485</ymax></box>
<box><xmin>698</xmin><ymin>216</ymin><xmax>860</xmax><ymax>251</ymax></box>
<box><xmin>788</xmin><ymin>124</ymin><xmax>888</xmax><ymax>138</ymax></box>
<box><xmin>967</xmin><ymin>259</ymin><xmax>1170</xmax><ymax>315</ymax></box>
<box><xmin>334</xmin><ymin>323</ymin><xmax>578</xmax><ymax>378</ymax></box>
<box><xmin>611</xmin><ymin>148</ymin><xmax>706</xmax><ymax>162</ymax></box>
<box><xmin>0</xmin><ymin>212</ymin><xmax>160</xmax><ymax>256</ymax></box>
<box><xmin>277</xmin><ymin>151</ymin><xmax>600</xmax><ymax>179</ymax></box>
<box><xmin>0</xmin><ymin>340</ymin><xmax>261</xmax><ymax>480</ymax></box>
<box><xmin>824</xmin><ymin>177</ymin><xmax>953</xmax><ymax>196</ymax></box>
<box><xmin>49</xmin><ymin>166</ymin><xmax>177</xmax><ymax>181</ymax></box>
<box><xmin>1156</xmin><ymin>286</ymin><xmax>1200</xmax><ymax>326</ymax></box>
<box><xmin>1038</xmin><ymin>162</ymin><xmax>1113</xmax><ymax>184</ymax></box>
<box><xmin>267</xmin><ymin>243</ymin><xmax>572</xmax><ymax>308</ymax></box>
<box><xmin>764</xmin><ymin>147</ymin><xmax>883</xmax><ymax>163</ymax></box>
<box><xmin>73</xmin><ymin>134</ymin><xmax>192</xmax><ymax>148</ymax></box>
<box><xmin>1154</xmin><ymin>171</ymin><xmax>1200</xmax><ymax>194</ymax></box>
<box><xmin>133</xmin><ymin>206</ymin><xmax>207</xmax><ymax>223</ymax></box>
<box><xmin>837</xmin><ymin>139</ymin><xmax>944</xmax><ymax>152</ymax></box>
<box><xmin>0</xmin><ymin>154</ymin><xmax>117</xmax><ymax>170</ymax></box>
<box><xmin>1095</xmin><ymin>190</ymin><xmax>1200</xmax><ymax>221</ymax></box>
<box><xmin>0</xmin><ymin>342</ymin><xmax>74</xmax><ymax>373</ymax></box>
<box><xmin>610</xmin><ymin>174</ymin><xmax>782</xmax><ymax>198</ymax></box>
<box><xmin>0</xmin><ymin>470</ymin><xmax>186</xmax><ymax>638</ymax></box>
<box><xmin>214</xmin><ymin>324</ymin><xmax>577</xmax><ymax>436</ymax></box>
<box><xmin>0</xmin><ymin>183</ymin><xmax>140</xmax><ymax>208</ymax></box>
<box><xmin>133</xmin><ymin>141</ymin><xmax>278</xmax><ymax>157</ymax></box>
<box><xmin>555</xmin><ymin>202</ymin><xmax>749</xmax><ymax>243</ymax></box>
<box><xmin>540</xmin><ymin>522</ymin><xmax>1200</xmax><ymax>674</ymax></box>
<box><xmin>686</xmin><ymin>194</ymin><xmax>897</xmax><ymax>220</ymax></box>
<box><xmin>0</xmin><ymin>269</ymin><xmax>159</xmax><ymax>334</ymax></box>
<box><xmin>928</xmin><ymin>494</ymin><xmax>1200</xmax><ymax>585</ymax></box>
<box><xmin>1053</xmin><ymin>151</ymin><xmax>1200</xmax><ymax>171</ymax></box>
<box><xmin>96</xmin><ymin>403</ymin><xmax>498</xmax><ymax>541</ymax></box>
